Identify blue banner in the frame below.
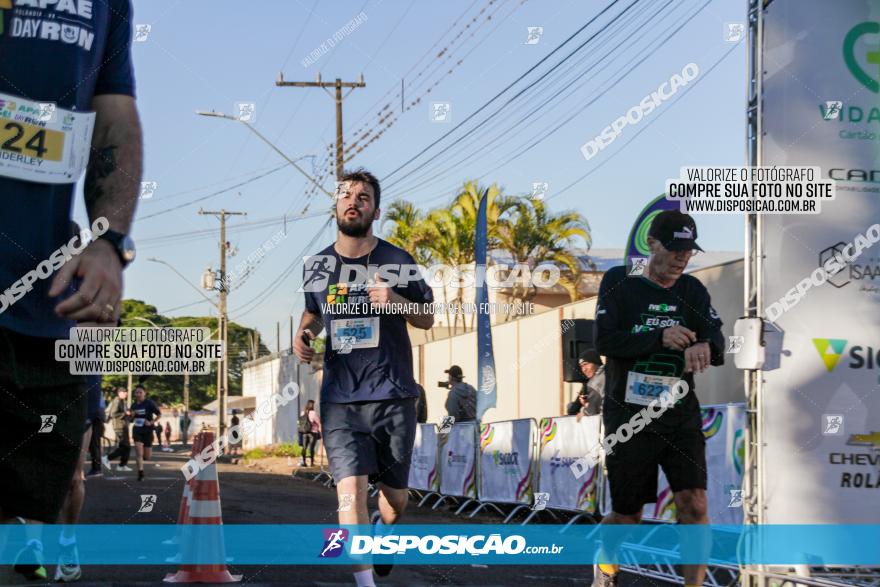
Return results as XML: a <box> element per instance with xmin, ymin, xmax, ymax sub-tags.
<box><xmin>2</xmin><ymin>525</ymin><xmax>880</xmax><ymax>565</ymax></box>
<box><xmin>475</xmin><ymin>188</ymin><xmax>496</xmax><ymax>421</ymax></box>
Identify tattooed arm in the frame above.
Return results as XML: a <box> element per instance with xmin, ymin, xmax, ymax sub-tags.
<box><xmin>49</xmin><ymin>95</ymin><xmax>142</xmax><ymax>323</ymax></box>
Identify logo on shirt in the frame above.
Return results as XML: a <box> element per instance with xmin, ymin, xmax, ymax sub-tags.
<box><xmin>648</xmin><ymin>303</ymin><xmax>677</xmax><ymax>312</ymax></box>
<box><xmin>2</xmin><ymin>0</ymin><xmax>96</xmax><ymax>50</ymax></box>
<box><xmin>326</xmin><ymin>283</ymin><xmax>348</xmax><ymax>304</ymax></box>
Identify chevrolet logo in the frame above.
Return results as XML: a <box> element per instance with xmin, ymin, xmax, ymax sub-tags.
<box><xmin>847</xmin><ymin>431</ymin><xmax>880</xmax><ymax>451</ymax></box>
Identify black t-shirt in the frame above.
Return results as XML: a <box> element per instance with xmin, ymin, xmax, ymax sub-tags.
<box><xmin>303</xmin><ymin>238</ymin><xmax>434</xmax><ymax>403</ymax></box>
<box><xmin>595</xmin><ymin>266</ymin><xmax>724</xmax><ymax>432</ymax></box>
<box><xmin>130</xmin><ymin>399</ymin><xmax>161</xmax><ymax>429</ymax></box>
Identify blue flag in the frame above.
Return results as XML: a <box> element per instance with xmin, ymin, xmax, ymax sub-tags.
<box><xmin>623</xmin><ymin>193</ymin><xmax>679</xmax><ymax>275</ymax></box>
<box><xmin>475</xmin><ymin>189</ymin><xmax>496</xmax><ymax>421</ymax></box>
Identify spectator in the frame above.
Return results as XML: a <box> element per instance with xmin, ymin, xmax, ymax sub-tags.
<box><xmin>299</xmin><ymin>400</ymin><xmax>322</xmax><ymax>467</ymax></box>
<box><xmin>416</xmin><ymin>384</ymin><xmax>428</xmax><ymax>424</ymax></box>
<box><xmin>86</xmin><ymin>384</ymin><xmax>109</xmax><ymax>477</ymax></box>
<box><xmin>229</xmin><ymin>411</ymin><xmax>241</xmax><ymax>456</ymax></box>
<box><xmin>178</xmin><ymin>410</ymin><xmax>190</xmax><ymax>445</ymax></box>
<box><xmin>443</xmin><ymin>365</ymin><xmax>476</xmax><ymax>423</ymax></box>
<box><xmin>164</xmin><ymin>421</ymin><xmax>172</xmax><ymax>450</ymax></box>
<box><xmin>105</xmin><ymin>388</ymin><xmax>132</xmax><ymax>471</ymax></box>
<box><xmin>576</xmin><ymin>349</ymin><xmax>605</xmax><ymax>421</ymax></box>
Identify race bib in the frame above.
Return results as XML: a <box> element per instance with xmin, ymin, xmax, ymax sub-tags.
<box><xmin>330</xmin><ymin>317</ymin><xmax>379</xmax><ymax>350</ymax></box>
<box><xmin>0</xmin><ymin>92</ymin><xmax>95</xmax><ymax>184</ymax></box>
<box><xmin>134</xmin><ymin>417</ymin><xmax>146</xmax><ymax>427</ymax></box>
<box><xmin>625</xmin><ymin>372</ymin><xmax>680</xmax><ymax>407</ymax></box>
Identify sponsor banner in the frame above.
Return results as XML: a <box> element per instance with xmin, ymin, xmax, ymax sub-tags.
<box><xmin>761</xmin><ymin>0</ymin><xmax>880</xmax><ymax>523</ymax></box>
<box><xmin>537</xmin><ymin>415</ymin><xmax>600</xmax><ymax>513</ymax></box>
<box><xmin>634</xmin><ymin>404</ymin><xmax>745</xmax><ymax>523</ymax></box>
<box><xmin>438</xmin><ymin>422</ymin><xmax>478</xmax><ymax>499</ymax></box>
<box><xmin>478</xmin><ymin>419</ymin><xmax>535</xmax><ymax>505</ymax></box>
<box><xmin>1</xmin><ymin>524</ymin><xmax>879</xmax><ymax>565</ymax></box>
<box><xmin>408</xmin><ymin>424</ymin><xmax>440</xmax><ymax>492</ymax></box>
<box><xmin>623</xmin><ymin>193</ymin><xmax>679</xmax><ymax>274</ymax></box>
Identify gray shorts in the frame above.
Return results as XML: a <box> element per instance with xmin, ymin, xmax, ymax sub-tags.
<box><xmin>321</xmin><ymin>397</ymin><xmax>416</xmax><ymax>489</ymax></box>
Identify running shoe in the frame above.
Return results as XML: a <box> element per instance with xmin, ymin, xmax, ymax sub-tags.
<box><xmin>85</xmin><ymin>468</ymin><xmax>102</xmax><ymax>478</ymax></box>
<box><xmin>13</xmin><ymin>539</ymin><xmax>47</xmax><ymax>581</ymax></box>
<box><xmin>371</xmin><ymin>510</ymin><xmax>394</xmax><ymax>577</ymax></box>
<box><xmin>592</xmin><ymin>564</ymin><xmax>619</xmax><ymax>587</ymax></box>
<box><xmin>117</xmin><ymin>465</ymin><xmax>133</xmax><ymax>472</ymax></box>
<box><xmin>101</xmin><ymin>455</ymin><xmax>111</xmax><ymax>470</ymax></box>
<box><xmin>54</xmin><ymin>542</ymin><xmax>82</xmax><ymax>582</ymax></box>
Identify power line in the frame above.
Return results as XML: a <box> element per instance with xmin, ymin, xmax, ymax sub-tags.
<box><xmin>382</xmin><ymin>0</ymin><xmax>634</xmax><ymax>188</ymax></box>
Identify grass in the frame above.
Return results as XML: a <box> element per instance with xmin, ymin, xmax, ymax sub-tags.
<box><xmin>243</xmin><ymin>442</ymin><xmax>302</xmax><ymax>460</ymax></box>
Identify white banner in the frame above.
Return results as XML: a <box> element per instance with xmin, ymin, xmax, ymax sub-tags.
<box><xmin>537</xmin><ymin>415</ymin><xmax>601</xmax><ymax>513</ymax></box>
<box><xmin>761</xmin><ymin>0</ymin><xmax>880</xmax><ymax>524</ymax></box>
<box><xmin>408</xmin><ymin>424</ymin><xmax>440</xmax><ymax>492</ymax></box>
<box><xmin>438</xmin><ymin>422</ymin><xmax>478</xmax><ymax>498</ymax></box>
<box><xmin>477</xmin><ymin>419</ymin><xmax>535</xmax><ymax>504</ymax></box>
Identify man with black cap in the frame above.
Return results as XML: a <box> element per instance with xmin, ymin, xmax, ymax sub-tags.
<box><xmin>567</xmin><ymin>349</ymin><xmax>604</xmax><ymax>418</ymax></box>
<box><xmin>591</xmin><ymin>210</ymin><xmax>724</xmax><ymax>587</ymax></box>
<box><xmin>443</xmin><ymin>365</ymin><xmax>476</xmax><ymax>423</ymax></box>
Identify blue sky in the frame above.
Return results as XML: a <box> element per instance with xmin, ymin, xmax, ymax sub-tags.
<box><xmin>73</xmin><ymin>0</ymin><xmax>749</xmax><ymax>350</ymax></box>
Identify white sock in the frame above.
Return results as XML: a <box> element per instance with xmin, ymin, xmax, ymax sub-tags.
<box><xmin>353</xmin><ymin>569</ymin><xmax>376</xmax><ymax>587</ymax></box>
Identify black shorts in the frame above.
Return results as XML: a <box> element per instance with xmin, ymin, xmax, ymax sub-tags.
<box><xmin>0</xmin><ymin>328</ymin><xmax>87</xmax><ymax>523</ymax></box>
<box><xmin>605</xmin><ymin>425</ymin><xmax>707</xmax><ymax>516</ymax></box>
<box><xmin>322</xmin><ymin>397</ymin><xmax>416</xmax><ymax>489</ymax></box>
<box><xmin>133</xmin><ymin>426</ymin><xmax>154</xmax><ymax>446</ymax></box>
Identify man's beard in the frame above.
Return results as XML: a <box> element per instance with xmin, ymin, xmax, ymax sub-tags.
<box><xmin>337</xmin><ymin>211</ymin><xmax>371</xmax><ymax>238</ymax></box>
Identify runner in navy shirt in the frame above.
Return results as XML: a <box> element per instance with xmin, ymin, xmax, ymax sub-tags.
<box><xmin>294</xmin><ymin>169</ymin><xmax>434</xmax><ymax>583</ymax></box>
<box><xmin>0</xmin><ymin>2</ymin><xmax>141</xmax><ymax>580</ymax></box>
<box><xmin>130</xmin><ymin>385</ymin><xmax>160</xmax><ymax>481</ymax></box>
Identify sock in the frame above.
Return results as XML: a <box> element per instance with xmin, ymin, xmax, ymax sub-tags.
<box><xmin>598</xmin><ymin>563</ymin><xmax>619</xmax><ymax>576</ymax></box>
<box><xmin>353</xmin><ymin>569</ymin><xmax>376</xmax><ymax>587</ymax></box>
<box><xmin>59</xmin><ymin>532</ymin><xmax>77</xmax><ymax>547</ymax></box>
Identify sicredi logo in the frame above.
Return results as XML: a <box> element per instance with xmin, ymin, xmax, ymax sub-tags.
<box><xmin>319</xmin><ymin>528</ymin><xmax>349</xmax><ymax>558</ymax></box>
<box><xmin>492</xmin><ymin>450</ymin><xmax>519</xmax><ymax>466</ymax></box>
<box><xmin>813</xmin><ymin>338</ymin><xmax>880</xmax><ymax>372</ymax></box>
<box><xmin>844</xmin><ymin>22</ymin><xmax>880</xmax><ymax>93</ymax></box>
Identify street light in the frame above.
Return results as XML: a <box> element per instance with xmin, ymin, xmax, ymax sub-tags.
<box><xmin>195</xmin><ymin>110</ymin><xmax>333</xmax><ymax>198</ymax></box>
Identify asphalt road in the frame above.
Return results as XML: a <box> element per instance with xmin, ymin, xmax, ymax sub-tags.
<box><xmin>7</xmin><ymin>445</ymin><xmax>676</xmax><ymax>587</ymax></box>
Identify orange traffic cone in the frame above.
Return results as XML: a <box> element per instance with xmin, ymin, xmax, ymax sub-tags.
<box><xmin>164</xmin><ymin>431</ymin><xmax>241</xmax><ymax>583</ymax></box>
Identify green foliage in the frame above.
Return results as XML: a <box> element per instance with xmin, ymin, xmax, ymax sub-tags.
<box><xmin>101</xmin><ymin>300</ymin><xmax>270</xmax><ymax>409</ymax></box>
<box><xmin>243</xmin><ymin>443</ymin><xmax>302</xmax><ymax>460</ymax></box>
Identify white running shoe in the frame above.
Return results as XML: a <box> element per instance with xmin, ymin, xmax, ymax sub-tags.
<box><xmin>101</xmin><ymin>455</ymin><xmax>111</xmax><ymax>470</ymax></box>
<box><xmin>116</xmin><ymin>465</ymin><xmax>133</xmax><ymax>472</ymax></box>
<box><xmin>54</xmin><ymin>544</ymin><xmax>82</xmax><ymax>583</ymax></box>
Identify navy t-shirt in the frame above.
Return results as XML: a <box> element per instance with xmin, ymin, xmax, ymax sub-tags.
<box><xmin>0</xmin><ymin>0</ymin><xmax>136</xmax><ymax>338</ymax></box>
<box><xmin>303</xmin><ymin>238</ymin><xmax>433</xmax><ymax>404</ymax></box>
<box><xmin>130</xmin><ymin>398</ymin><xmax>160</xmax><ymax>429</ymax></box>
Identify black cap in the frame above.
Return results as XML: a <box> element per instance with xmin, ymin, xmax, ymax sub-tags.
<box><xmin>445</xmin><ymin>365</ymin><xmax>463</xmax><ymax>379</ymax></box>
<box><xmin>648</xmin><ymin>210</ymin><xmax>704</xmax><ymax>252</ymax></box>
<box><xmin>578</xmin><ymin>349</ymin><xmax>602</xmax><ymax>366</ymax></box>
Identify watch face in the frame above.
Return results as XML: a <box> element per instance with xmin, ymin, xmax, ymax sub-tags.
<box><xmin>122</xmin><ymin>235</ymin><xmax>136</xmax><ymax>263</ymax></box>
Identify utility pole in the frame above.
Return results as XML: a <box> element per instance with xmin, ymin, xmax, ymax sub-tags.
<box><xmin>199</xmin><ymin>208</ymin><xmax>246</xmax><ymax>438</ymax></box>
<box><xmin>183</xmin><ymin>371</ymin><xmax>190</xmax><ymax>446</ymax></box>
<box><xmin>275</xmin><ymin>72</ymin><xmax>365</xmax><ymax>180</ymax></box>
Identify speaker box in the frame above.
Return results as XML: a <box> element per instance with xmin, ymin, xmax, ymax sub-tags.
<box><xmin>561</xmin><ymin>319</ymin><xmax>595</xmax><ymax>382</ymax></box>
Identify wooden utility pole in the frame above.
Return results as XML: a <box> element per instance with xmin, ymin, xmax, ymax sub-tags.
<box><xmin>275</xmin><ymin>73</ymin><xmax>365</xmax><ymax>180</ymax></box>
<box><xmin>199</xmin><ymin>208</ymin><xmax>246</xmax><ymax>438</ymax></box>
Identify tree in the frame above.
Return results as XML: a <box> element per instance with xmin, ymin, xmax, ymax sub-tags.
<box><xmin>101</xmin><ymin>300</ymin><xmax>270</xmax><ymax>408</ymax></box>
<box><xmin>495</xmin><ymin>197</ymin><xmax>593</xmax><ymax>315</ymax></box>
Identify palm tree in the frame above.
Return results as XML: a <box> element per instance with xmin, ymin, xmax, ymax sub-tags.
<box><xmin>381</xmin><ymin>200</ymin><xmax>431</xmax><ymax>265</ymax></box>
<box><xmin>495</xmin><ymin>197</ymin><xmax>593</xmax><ymax>318</ymax></box>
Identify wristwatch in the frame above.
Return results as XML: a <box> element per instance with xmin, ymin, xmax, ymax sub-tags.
<box><xmin>98</xmin><ymin>230</ymin><xmax>136</xmax><ymax>268</ymax></box>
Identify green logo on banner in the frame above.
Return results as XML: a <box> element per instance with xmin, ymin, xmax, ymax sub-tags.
<box><xmin>812</xmin><ymin>338</ymin><xmax>848</xmax><ymax>372</ymax></box>
<box><xmin>844</xmin><ymin>21</ymin><xmax>880</xmax><ymax>93</ymax></box>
